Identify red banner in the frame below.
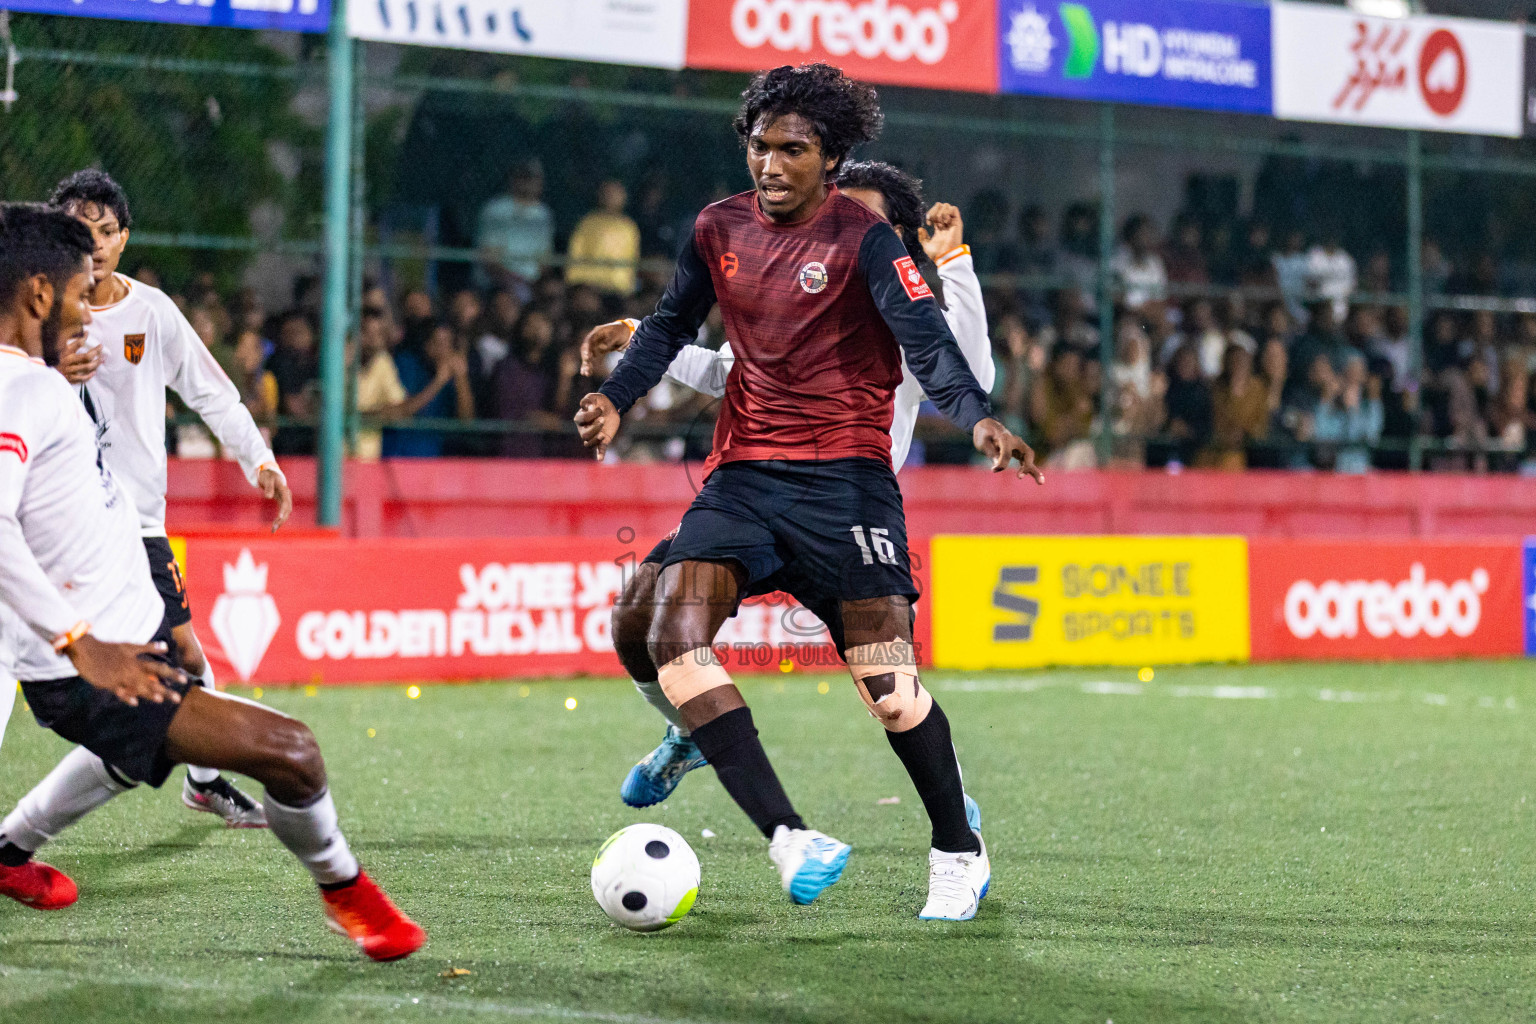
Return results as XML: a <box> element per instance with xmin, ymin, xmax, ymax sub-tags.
<box><xmin>686</xmin><ymin>0</ymin><xmax>998</xmax><ymax>94</ymax></box>
<box><xmin>1248</xmin><ymin>539</ymin><xmax>1524</xmax><ymax>661</ymax></box>
<box><xmin>183</xmin><ymin>535</ymin><xmax>932</xmax><ymax>684</ymax></box>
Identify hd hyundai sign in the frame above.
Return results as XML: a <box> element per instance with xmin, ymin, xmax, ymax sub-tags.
<box><xmin>996</xmin><ymin>0</ymin><xmax>1273</xmax><ymax>114</ymax></box>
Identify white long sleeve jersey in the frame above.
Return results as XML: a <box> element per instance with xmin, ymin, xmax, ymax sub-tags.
<box><xmin>662</xmin><ymin>247</ymin><xmax>995</xmax><ymax>471</ymax></box>
<box><xmin>82</xmin><ymin>274</ymin><xmax>276</xmax><ymax>537</ymax></box>
<box><xmin>0</xmin><ymin>346</ymin><xmax>163</xmax><ymax>680</ymax></box>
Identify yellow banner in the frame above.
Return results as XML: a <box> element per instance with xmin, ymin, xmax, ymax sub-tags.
<box><xmin>930</xmin><ymin>536</ymin><xmax>1250</xmax><ymax>669</ymax></box>
<box><xmin>169</xmin><ymin>536</ymin><xmax>188</xmax><ymax>577</ymax></box>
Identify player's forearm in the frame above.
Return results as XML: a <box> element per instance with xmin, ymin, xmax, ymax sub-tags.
<box><xmin>599</xmin><ymin>231</ymin><xmax>716</xmax><ymax>414</ymax></box>
<box><xmin>936</xmin><ymin>251</ymin><xmax>996</xmax><ymax>394</ymax></box>
<box><xmin>175</xmin><ymin>353</ymin><xmax>277</xmax><ymax>484</ymax></box>
<box><xmin>0</xmin><ymin>518</ymin><xmax>84</xmax><ymax>644</ymax></box>
<box><xmin>664</xmin><ymin>345</ymin><xmax>730</xmax><ymax>399</ymax></box>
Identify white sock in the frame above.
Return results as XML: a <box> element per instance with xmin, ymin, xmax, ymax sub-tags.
<box><xmin>633</xmin><ymin>676</ymin><xmax>689</xmax><ymax>736</ymax></box>
<box><xmin>264</xmin><ymin>789</ymin><xmax>360</xmax><ymax>885</ymax></box>
<box><xmin>0</xmin><ymin>746</ymin><xmax>133</xmax><ymax>852</ymax></box>
<box><xmin>185</xmin><ymin>670</ymin><xmax>221</xmax><ymax>785</ymax></box>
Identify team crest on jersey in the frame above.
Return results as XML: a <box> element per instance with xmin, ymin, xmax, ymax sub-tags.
<box><xmin>720</xmin><ymin>252</ymin><xmax>739</xmax><ymax>278</ymax></box>
<box><xmin>123</xmin><ymin>333</ymin><xmax>146</xmax><ymax>365</ymax></box>
<box><xmin>798</xmin><ymin>261</ymin><xmax>829</xmax><ymax>294</ymax></box>
<box><xmin>893</xmin><ymin>256</ymin><xmax>933</xmax><ymax>301</ymax></box>
<box><xmin>0</xmin><ymin>433</ymin><xmax>27</xmax><ymax>463</ymax></box>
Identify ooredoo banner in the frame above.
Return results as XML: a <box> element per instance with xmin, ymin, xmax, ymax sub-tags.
<box><xmin>183</xmin><ymin>536</ymin><xmax>837</xmax><ymax>684</ymax></box>
<box><xmin>997</xmin><ymin>0</ymin><xmax>1272</xmax><ymax>115</ymax></box>
<box><xmin>349</xmin><ymin>0</ymin><xmax>688</xmax><ymax>67</ymax></box>
<box><xmin>1248</xmin><ymin>539</ymin><xmax>1525</xmax><ymax>662</ymax></box>
<box><xmin>1272</xmin><ymin>2</ymin><xmax>1524</xmax><ymax>137</ymax></box>
<box><xmin>686</xmin><ymin>0</ymin><xmax>998</xmax><ymax>93</ymax></box>
<box><xmin>928</xmin><ymin>535</ymin><xmax>1251</xmax><ymax>669</ymax></box>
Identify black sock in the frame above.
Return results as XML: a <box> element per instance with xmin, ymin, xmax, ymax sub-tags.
<box><xmin>691</xmin><ymin>707</ymin><xmax>805</xmax><ymax>839</ymax></box>
<box><xmin>886</xmin><ymin>700</ymin><xmax>980</xmax><ymax>854</ymax></box>
<box><xmin>0</xmin><ymin>842</ymin><xmax>34</xmax><ymax>867</ymax></box>
<box><xmin>318</xmin><ymin>875</ymin><xmax>360</xmax><ymax>892</ymax></box>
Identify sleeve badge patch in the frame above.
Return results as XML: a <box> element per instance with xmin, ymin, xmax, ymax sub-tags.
<box><xmin>893</xmin><ymin>256</ymin><xmax>933</xmax><ymax>301</ymax></box>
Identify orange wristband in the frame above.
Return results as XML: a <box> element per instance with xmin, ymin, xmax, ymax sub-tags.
<box><xmin>620</xmin><ymin>318</ymin><xmax>641</xmax><ymax>335</ymax></box>
<box><xmin>52</xmin><ymin>620</ymin><xmax>90</xmax><ymax>654</ymax></box>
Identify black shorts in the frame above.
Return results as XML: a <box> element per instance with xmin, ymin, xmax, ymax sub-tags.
<box><xmin>661</xmin><ymin>456</ymin><xmax>918</xmax><ymax>621</ymax></box>
<box><xmin>143</xmin><ymin>536</ymin><xmax>192</xmax><ymax>629</ymax></box>
<box><xmin>20</xmin><ymin>616</ymin><xmax>191</xmax><ymax>787</ymax></box>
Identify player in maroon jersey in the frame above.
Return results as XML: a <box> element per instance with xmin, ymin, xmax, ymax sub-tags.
<box><xmin>575</xmin><ymin>64</ymin><xmax>1041</xmax><ymax>920</ymax></box>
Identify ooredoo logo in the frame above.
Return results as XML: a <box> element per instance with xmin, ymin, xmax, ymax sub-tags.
<box><xmin>1418</xmin><ymin>28</ymin><xmax>1466</xmax><ymax>117</ymax></box>
<box><xmin>730</xmin><ymin>0</ymin><xmax>961</xmax><ymax>65</ymax></box>
<box><xmin>1284</xmin><ymin>563</ymin><xmax>1489</xmax><ymax>641</ymax></box>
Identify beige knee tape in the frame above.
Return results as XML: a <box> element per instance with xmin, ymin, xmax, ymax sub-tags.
<box><xmin>847</xmin><ymin>641</ymin><xmax>931</xmax><ymax>732</ymax></box>
<box><xmin>657</xmin><ymin>648</ymin><xmax>734</xmax><ymax>708</ymax></box>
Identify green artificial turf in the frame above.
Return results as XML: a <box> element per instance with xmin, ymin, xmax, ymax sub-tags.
<box><xmin>1</xmin><ymin>662</ymin><xmax>1535</xmax><ymax>1023</ymax></box>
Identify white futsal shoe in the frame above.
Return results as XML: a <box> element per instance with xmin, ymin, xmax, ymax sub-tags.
<box><xmin>917</xmin><ymin>830</ymin><xmax>989</xmax><ymax>921</ymax></box>
<box><xmin>768</xmin><ymin>825</ymin><xmax>851</xmax><ymax>905</ymax></box>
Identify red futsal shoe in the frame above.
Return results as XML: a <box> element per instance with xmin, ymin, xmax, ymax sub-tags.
<box><xmin>0</xmin><ymin>859</ymin><xmax>79</xmax><ymax>910</ymax></box>
<box><xmin>320</xmin><ymin>870</ymin><xmax>425</xmax><ymax>961</ymax></box>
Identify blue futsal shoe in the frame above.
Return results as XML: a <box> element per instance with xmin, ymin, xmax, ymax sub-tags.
<box><xmin>965</xmin><ymin>792</ymin><xmax>982</xmax><ymax>832</ymax></box>
<box><xmin>769</xmin><ymin>826</ymin><xmax>852</xmax><ymax>905</ymax></box>
<box><xmin>620</xmin><ymin>726</ymin><xmax>707</xmax><ymax>808</ymax></box>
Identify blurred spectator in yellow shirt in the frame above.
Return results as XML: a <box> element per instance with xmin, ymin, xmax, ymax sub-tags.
<box><xmin>566</xmin><ymin>180</ymin><xmax>640</xmax><ymax>296</ymax></box>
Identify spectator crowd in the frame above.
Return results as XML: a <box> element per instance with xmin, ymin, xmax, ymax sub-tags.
<box><xmin>159</xmin><ymin>164</ymin><xmax>1536</xmax><ymax>475</ymax></box>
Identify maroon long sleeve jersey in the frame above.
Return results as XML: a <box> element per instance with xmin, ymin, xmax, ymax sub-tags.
<box><xmin>599</xmin><ymin>187</ymin><xmax>993</xmax><ymax>477</ymax></box>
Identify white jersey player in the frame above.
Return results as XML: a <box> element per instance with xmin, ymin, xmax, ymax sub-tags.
<box><xmin>50</xmin><ymin>169</ymin><xmax>290</xmax><ymax>826</ymax></box>
<box><xmin>579</xmin><ymin>164</ymin><xmax>995</xmax><ymax>811</ymax></box>
<box><xmin>0</xmin><ymin>203</ymin><xmax>425</xmax><ymax>958</ymax></box>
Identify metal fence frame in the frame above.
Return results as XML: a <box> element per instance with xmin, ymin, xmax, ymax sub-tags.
<box><xmin>16</xmin><ymin>8</ymin><xmax>1536</xmax><ymax>523</ymax></box>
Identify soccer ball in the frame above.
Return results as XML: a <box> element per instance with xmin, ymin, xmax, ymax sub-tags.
<box><xmin>591</xmin><ymin>824</ymin><xmax>700</xmax><ymax>932</ymax></box>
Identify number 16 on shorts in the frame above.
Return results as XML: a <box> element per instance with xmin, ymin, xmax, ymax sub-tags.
<box><xmin>851</xmin><ymin>526</ymin><xmax>898</xmax><ymax>566</ymax></box>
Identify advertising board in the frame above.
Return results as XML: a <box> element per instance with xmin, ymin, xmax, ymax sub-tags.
<box><xmin>997</xmin><ymin>0</ymin><xmax>1272</xmax><ymax>114</ymax></box>
<box><xmin>1272</xmin><ymin>2</ymin><xmax>1524</xmax><ymax>137</ymax></box>
<box><xmin>2</xmin><ymin>0</ymin><xmax>327</xmax><ymax>32</ymax></box>
<box><xmin>1248</xmin><ymin>539</ymin><xmax>1525</xmax><ymax>661</ymax></box>
<box><xmin>183</xmin><ymin>535</ymin><xmax>841</xmax><ymax>684</ymax></box>
<box><xmin>929</xmin><ymin>535</ymin><xmax>1250</xmax><ymax>669</ymax></box>
<box><xmin>685</xmin><ymin>0</ymin><xmax>998</xmax><ymax>93</ymax></box>
<box><xmin>349</xmin><ymin>0</ymin><xmax>688</xmax><ymax>67</ymax></box>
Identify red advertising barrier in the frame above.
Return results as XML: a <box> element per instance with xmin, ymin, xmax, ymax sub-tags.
<box><xmin>168</xmin><ymin>460</ymin><xmax>1536</xmax><ymax>541</ymax></box>
<box><xmin>685</xmin><ymin>0</ymin><xmax>998</xmax><ymax>93</ymax></box>
<box><xmin>184</xmin><ymin>535</ymin><xmax>934</xmax><ymax>684</ymax></box>
<box><xmin>1248</xmin><ymin>539</ymin><xmax>1525</xmax><ymax>662</ymax></box>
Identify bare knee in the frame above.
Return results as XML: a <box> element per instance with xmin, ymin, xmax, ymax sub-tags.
<box><xmin>260</xmin><ymin>720</ymin><xmax>327</xmax><ymax>805</ymax></box>
<box><xmin>647</xmin><ymin>562</ymin><xmax>738</xmax><ymax>667</ymax></box>
<box><xmin>613</xmin><ymin>566</ymin><xmax>660</xmax><ymax>682</ymax></box>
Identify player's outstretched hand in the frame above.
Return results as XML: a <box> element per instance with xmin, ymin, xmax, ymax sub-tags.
<box><xmin>574</xmin><ymin>392</ymin><xmax>620</xmax><ymax>461</ymax></box>
<box><xmin>260</xmin><ymin>465</ymin><xmax>293</xmax><ymax>533</ymax></box>
<box><xmin>580</xmin><ymin>321</ymin><xmax>636</xmax><ymax>376</ymax></box>
<box><xmin>918</xmin><ymin>202</ymin><xmax>964</xmax><ymax>262</ymax></box>
<box><xmin>65</xmin><ymin>635</ymin><xmax>187</xmax><ymax>707</ymax></box>
<box><xmin>57</xmin><ymin>336</ymin><xmax>102</xmax><ymax>385</ymax></box>
<box><xmin>973</xmin><ymin>418</ymin><xmax>1045</xmax><ymax>484</ymax></box>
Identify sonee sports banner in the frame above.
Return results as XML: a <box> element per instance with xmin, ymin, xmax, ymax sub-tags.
<box><xmin>928</xmin><ymin>535</ymin><xmax>1251</xmax><ymax>669</ymax></box>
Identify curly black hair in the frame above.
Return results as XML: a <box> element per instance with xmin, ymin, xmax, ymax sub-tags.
<box><xmin>733</xmin><ymin>63</ymin><xmax>883</xmax><ymax>174</ymax></box>
<box><xmin>49</xmin><ymin>168</ymin><xmax>132</xmax><ymax>230</ymax></box>
<box><xmin>0</xmin><ymin>202</ymin><xmax>95</xmax><ymax>308</ymax></box>
<box><xmin>836</xmin><ymin>161</ymin><xmax>927</xmax><ymax>267</ymax></box>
